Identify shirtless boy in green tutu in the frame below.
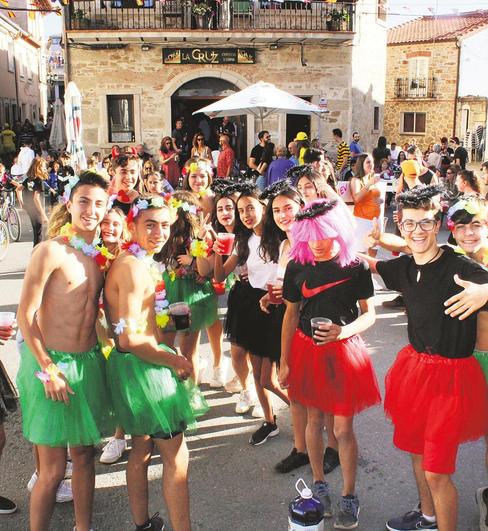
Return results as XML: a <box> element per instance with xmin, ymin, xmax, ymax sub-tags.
<box><xmin>104</xmin><ymin>195</ymin><xmax>208</xmax><ymax>531</ymax></box>
<box><xmin>17</xmin><ymin>172</ymin><xmax>114</xmax><ymax>531</ymax></box>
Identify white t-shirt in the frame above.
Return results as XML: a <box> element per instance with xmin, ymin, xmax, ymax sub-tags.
<box><xmin>234</xmin><ymin>233</ymin><xmax>277</xmax><ymax>290</ymax></box>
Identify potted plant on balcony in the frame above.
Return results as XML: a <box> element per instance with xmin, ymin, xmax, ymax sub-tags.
<box><xmin>72</xmin><ymin>8</ymin><xmax>90</xmax><ymax>29</ymax></box>
<box><xmin>328</xmin><ymin>8</ymin><xmax>348</xmax><ymax>31</ymax></box>
<box><xmin>186</xmin><ymin>0</ymin><xmax>213</xmax><ymax>29</ymax></box>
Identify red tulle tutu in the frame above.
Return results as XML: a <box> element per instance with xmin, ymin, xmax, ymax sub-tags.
<box><xmin>385</xmin><ymin>345</ymin><xmax>488</xmax><ymax>474</ymax></box>
<box><xmin>288</xmin><ymin>330</ymin><xmax>381</xmax><ymax>417</ymax></box>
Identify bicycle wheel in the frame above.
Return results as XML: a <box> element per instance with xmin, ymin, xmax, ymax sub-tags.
<box><xmin>0</xmin><ymin>221</ymin><xmax>9</xmax><ymax>261</ymax></box>
<box><xmin>6</xmin><ymin>206</ymin><xmax>21</xmax><ymax>242</ymax></box>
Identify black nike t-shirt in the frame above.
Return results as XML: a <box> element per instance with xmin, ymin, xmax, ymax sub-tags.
<box><xmin>283</xmin><ymin>258</ymin><xmax>374</xmax><ymax>337</ymax></box>
<box><xmin>376</xmin><ymin>246</ymin><xmax>488</xmax><ymax>358</ymax></box>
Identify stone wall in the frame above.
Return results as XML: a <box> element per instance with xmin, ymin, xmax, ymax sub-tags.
<box><xmin>68</xmin><ymin>31</ymin><xmax>385</xmax><ymax>157</ymax></box>
<box><xmin>384</xmin><ymin>40</ymin><xmax>458</xmax><ymax>151</ymax></box>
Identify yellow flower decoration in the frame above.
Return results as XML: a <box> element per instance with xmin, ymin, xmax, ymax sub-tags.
<box><xmin>190</xmin><ymin>239</ymin><xmax>209</xmax><ymax>258</ymax></box>
<box><xmin>101</xmin><ymin>345</ymin><xmax>112</xmax><ymax>360</ymax></box>
<box><xmin>156</xmin><ymin>312</ymin><xmax>170</xmax><ymax>328</ymax></box>
<box><xmin>169</xmin><ymin>270</ymin><xmax>176</xmax><ymax>281</ymax></box>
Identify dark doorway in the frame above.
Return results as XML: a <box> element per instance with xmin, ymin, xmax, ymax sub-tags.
<box><xmin>171</xmin><ymin>77</ymin><xmax>247</xmax><ymax>164</ymax></box>
<box><xmin>286</xmin><ymin>96</ymin><xmax>311</xmax><ymax>145</ymax></box>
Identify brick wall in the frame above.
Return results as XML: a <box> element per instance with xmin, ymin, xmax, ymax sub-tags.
<box><xmin>68</xmin><ymin>39</ymin><xmax>384</xmax><ymax>157</ymax></box>
<box><xmin>384</xmin><ymin>40</ymin><xmax>459</xmax><ymax>151</ymax></box>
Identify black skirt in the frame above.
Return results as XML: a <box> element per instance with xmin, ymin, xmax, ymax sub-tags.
<box><xmin>0</xmin><ymin>360</ymin><xmax>17</xmax><ymax>422</ymax></box>
<box><xmin>225</xmin><ymin>280</ymin><xmax>284</xmax><ymax>362</ymax></box>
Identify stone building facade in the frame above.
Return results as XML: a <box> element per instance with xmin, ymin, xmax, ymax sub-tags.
<box><xmin>64</xmin><ymin>0</ymin><xmax>387</xmax><ymax>158</ymax></box>
<box><xmin>384</xmin><ymin>10</ymin><xmax>488</xmax><ymax>153</ymax></box>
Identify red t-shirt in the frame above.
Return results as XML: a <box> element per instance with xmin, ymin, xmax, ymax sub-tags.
<box><xmin>217</xmin><ymin>145</ymin><xmax>235</xmax><ymax>178</ymax></box>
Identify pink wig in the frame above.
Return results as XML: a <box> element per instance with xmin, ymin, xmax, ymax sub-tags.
<box><xmin>290</xmin><ymin>199</ymin><xmax>357</xmax><ymax>266</ymax></box>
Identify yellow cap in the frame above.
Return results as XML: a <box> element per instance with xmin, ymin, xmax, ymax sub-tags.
<box><xmin>401</xmin><ymin>159</ymin><xmax>421</xmax><ymax>178</ymax></box>
<box><xmin>295</xmin><ymin>132</ymin><xmax>308</xmax><ymax>141</ymax></box>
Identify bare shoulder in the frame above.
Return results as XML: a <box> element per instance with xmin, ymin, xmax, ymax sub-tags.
<box><xmin>26</xmin><ymin>238</ymin><xmax>65</xmax><ymax>270</ymax></box>
<box><xmin>106</xmin><ymin>252</ymin><xmax>148</xmax><ymax>286</ymax></box>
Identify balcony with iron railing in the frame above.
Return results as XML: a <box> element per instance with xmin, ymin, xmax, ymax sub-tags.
<box><xmin>394</xmin><ymin>77</ymin><xmax>438</xmax><ymax>99</ymax></box>
<box><xmin>65</xmin><ymin>0</ymin><xmax>355</xmax><ymax>33</ymax></box>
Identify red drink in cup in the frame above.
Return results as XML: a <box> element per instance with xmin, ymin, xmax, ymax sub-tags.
<box><xmin>212</xmin><ymin>279</ymin><xmax>226</xmax><ymax>296</ymax></box>
<box><xmin>169</xmin><ymin>303</ymin><xmax>191</xmax><ymax>331</ymax></box>
<box><xmin>266</xmin><ymin>278</ymin><xmax>283</xmax><ymax>304</ymax></box>
<box><xmin>217</xmin><ymin>232</ymin><xmax>235</xmax><ymax>255</ymax></box>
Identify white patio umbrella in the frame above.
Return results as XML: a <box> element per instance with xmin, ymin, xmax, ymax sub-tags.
<box><xmin>49</xmin><ymin>98</ymin><xmax>67</xmax><ymax>152</ymax></box>
<box><xmin>193</xmin><ymin>81</ymin><xmax>327</xmax><ymax>129</ymax></box>
<box><xmin>65</xmin><ymin>81</ymin><xmax>87</xmax><ymax>172</ymax></box>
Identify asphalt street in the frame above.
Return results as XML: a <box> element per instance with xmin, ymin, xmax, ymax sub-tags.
<box><xmin>0</xmin><ymin>211</ymin><xmax>485</xmax><ymax>531</ymax></box>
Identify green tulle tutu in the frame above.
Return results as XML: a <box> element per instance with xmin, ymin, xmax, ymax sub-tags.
<box><xmin>107</xmin><ymin>346</ymin><xmax>209</xmax><ymax>437</ymax></box>
<box><xmin>474</xmin><ymin>350</ymin><xmax>488</xmax><ymax>383</ymax></box>
<box><xmin>16</xmin><ymin>343</ymin><xmax>114</xmax><ymax>447</ymax></box>
<box><xmin>163</xmin><ymin>272</ymin><xmax>218</xmax><ymax>332</ymax></box>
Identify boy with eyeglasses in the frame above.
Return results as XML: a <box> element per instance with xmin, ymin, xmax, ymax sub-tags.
<box><xmin>364</xmin><ymin>186</ymin><xmax>488</xmax><ymax>531</ymax></box>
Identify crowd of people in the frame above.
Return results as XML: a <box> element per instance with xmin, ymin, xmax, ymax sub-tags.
<box><xmin>0</xmin><ymin>123</ymin><xmax>488</xmax><ymax>531</ymax></box>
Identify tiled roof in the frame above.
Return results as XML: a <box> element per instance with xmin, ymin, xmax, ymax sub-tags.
<box><xmin>388</xmin><ymin>10</ymin><xmax>488</xmax><ymax>45</ymax></box>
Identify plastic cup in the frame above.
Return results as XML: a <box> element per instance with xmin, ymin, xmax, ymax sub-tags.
<box><xmin>217</xmin><ymin>232</ymin><xmax>235</xmax><ymax>255</ymax></box>
<box><xmin>267</xmin><ymin>278</ymin><xmax>283</xmax><ymax>305</ymax></box>
<box><xmin>0</xmin><ymin>312</ymin><xmax>15</xmax><ymax>327</ymax></box>
<box><xmin>310</xmin><ymin>317</ymin><xmax>332</xmax><ymax>344</ymax></box>
<box><xmin>212</xmin><ymin>279</ymin><xmax>226</xmax><ymax>296</ymax></box>
<box><xmin>169</xmin><ymin>303</ymin><xmax>190</xmax><ymax>331</ymax></box>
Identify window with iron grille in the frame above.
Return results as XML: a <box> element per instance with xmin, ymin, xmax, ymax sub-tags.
<box><xmin>107</xmin><ymin>95</ymin><xmax>135</xmax><ymax>143</ymax></box>
<box><xmin>377</xmin><ymin>0</ymin><xmax>387</xmax><ymax>22</ymax></box>
<box><xmin>402</xmin><ymin>112</ymin><xmax>426</xmax><ymax>134</ymax></box>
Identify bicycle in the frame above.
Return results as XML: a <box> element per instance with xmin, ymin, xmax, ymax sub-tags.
<box><xmin>0</xmin><ymin>220</ymin><xmax>8</xmax><ymax>261</ymax></box>
<box><xmin>0</xmin><ymin>189</ymin><xmax>22</xmax><ymax>242</ymax></box>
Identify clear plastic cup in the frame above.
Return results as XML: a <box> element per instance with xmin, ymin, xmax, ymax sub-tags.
<box><xmin>217</xmin><ymin>232</ymin><xmax>235</xmax><ymax>255</ymax></box>
<box><xmin>0</xmin><ymin>312</ymin><xmax>15</xmax><ymax>327</ymax></box>
<box><xmin>310</xmin><ymin>317</ymin><xmax>332</xmax><ymax>344</ymax></box>
<box><xmin>169</xmin><ymin>302</ymin><xmax>190</xmax><ymax>331</ymax></box>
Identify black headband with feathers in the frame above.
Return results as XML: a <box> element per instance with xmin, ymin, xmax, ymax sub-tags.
<box><xmin>211</xmin><ymin>178</ymin><xmax>240</xmax><ymax>197</ymax></box>
<box><xmin>396</xmin><ymin>184</ymin><xmax>445</xmax><ymax>208</ymax></box>
<box><xmin>233</xmin><ymin>180</ymin><xmax>259</xmax><ymax>196</ymax></box>
<box><xmin>259</xmin><ymin>179</ymin><xmax>296</xmax><ymax>200</ymax></box>
<box><xmin>286</xmin><ymin>164</ymin><xmax>313</xmax><ymax>182</ymax></box>
<box><xmin>295</xmin><ymin>199</ymin><xmax>338</xmax><ymax>220</ymax></box>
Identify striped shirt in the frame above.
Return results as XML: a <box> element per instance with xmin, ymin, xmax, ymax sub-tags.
<box><xmin>336</xmin><ymin>141</ymin><xmax>351</xmax><ymax>171</ymax></box>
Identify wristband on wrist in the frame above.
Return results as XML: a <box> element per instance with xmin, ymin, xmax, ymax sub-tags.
<box><xmin>35</xmin><ymin>362</ymin><xmax>63</xmax><ymax>383</ymax></box>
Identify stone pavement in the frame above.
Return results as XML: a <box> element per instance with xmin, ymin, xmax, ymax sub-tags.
<box><xmin>0</xmin><ymin>213</ymin><xmax>484</xmax><ymax>531</ymax></box>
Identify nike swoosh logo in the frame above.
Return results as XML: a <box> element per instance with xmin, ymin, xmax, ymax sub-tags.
<box><xmin>301</xmin><ymin>277</ymin><xmax>352</xmax><ymax>298</ymax></box>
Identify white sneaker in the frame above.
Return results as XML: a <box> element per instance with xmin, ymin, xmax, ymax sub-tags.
<box><xmin>235</xmin><ymin>389</ymin><xmax>253</xmax><ymax>414</ymax></box>
<box><xmin>64</xmin><ymin>460</ymin><xmax>73</xmax><ymax>479</ymax></box>
<box><xmin>209</xmin><ymin>366</ymin><xmax>224</xmax><ymax>388</ymax></box>
<box><xmin>251</xmin><ymin>404</ymin><xmax>264</xmax><ymax>418</ymax></box>
<box><xmin>224</xmin><ymin>375</ymin><xmax>243</xmax><ymax>393</ymax></box>
<box><xmin>27</xmin><ymin>471</ymin><xmax>37</xmax><ymax>492</ymax></box>
<box><xmin>99</xmin><ymin>437</ymin><xmax>127</xmax><ymax>464</ymax></box>
<box><xmin>27</xmin><ymin>472</ymin><xmax>73</xmax><ymax>503</ymax></box>
<box><xmin>55</xmin><ymin>480</ymin><xmax>73</xmax><ymax>503</ymax></box>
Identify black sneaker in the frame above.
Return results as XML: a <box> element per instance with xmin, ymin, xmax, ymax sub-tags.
<box><xmin>476</xmin><ymin>486</ymin><xmax>488</xmax><ymax>531</ymax></box>
<box><xmin>382</xmin><ymin>295</ymin><xmax>405</xmax><ymax>309</ymax></box>
<box><xmin>135</xmin><ymin>512</ymin><xmax>165</xmax><ymax>531</ymax></box>
<box><xmin>312</xmin><ymin>480</ymin><xmax>333</xmax><ymax>518</ymax></box>
<box><xmin>275</xmin><ymin>448</ymin><xmax>309</xmax><ymax>473</ymax></box>
<box><xmin>323</xmin><ymin>446</ymin><xmax>340</xmax><ymax>474</ymax></box>
<box><xmin>249</xmin><ymin>416</ymin><xmax>279</xmax><ymax>446</ymax></box>
<box><xmin>334</xmin><ymin>495</ymin><xmax>360</xmax><ymax>529</ymax></box>
<box><xmin>0</xmin><ymin>496</ymin><xmax>17</xmax><ymax>515</ymax></box>
<box><xmin>386</xmin><ymin>510</ymin><xmax>437</xmax><ymax>531</ymax></box>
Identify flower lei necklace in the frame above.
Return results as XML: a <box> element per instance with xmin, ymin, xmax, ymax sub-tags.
<box><xmin>60</xmin><ymin>223</ymin><xmax>114</xmax><ymax>271</ymax></box>
<box><xmin>120</xmin><ymin>241</ymin><xmax>170</xmax><ymax>330</ymax></box>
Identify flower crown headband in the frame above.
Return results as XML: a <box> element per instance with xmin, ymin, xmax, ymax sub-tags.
<box><xmin>126</xmin><ymin>196</ymin><xmax>167</xmax><ymax>224</ymax></box>
<box><xmin>446</xmin><ymin>197</ymin><xmax>486</xmax><ymax>230</ymax></box>
<box><xmin>182</xmin><ymin>160</ymin><xmax>214</xmax><ymax>178</ymax></box>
